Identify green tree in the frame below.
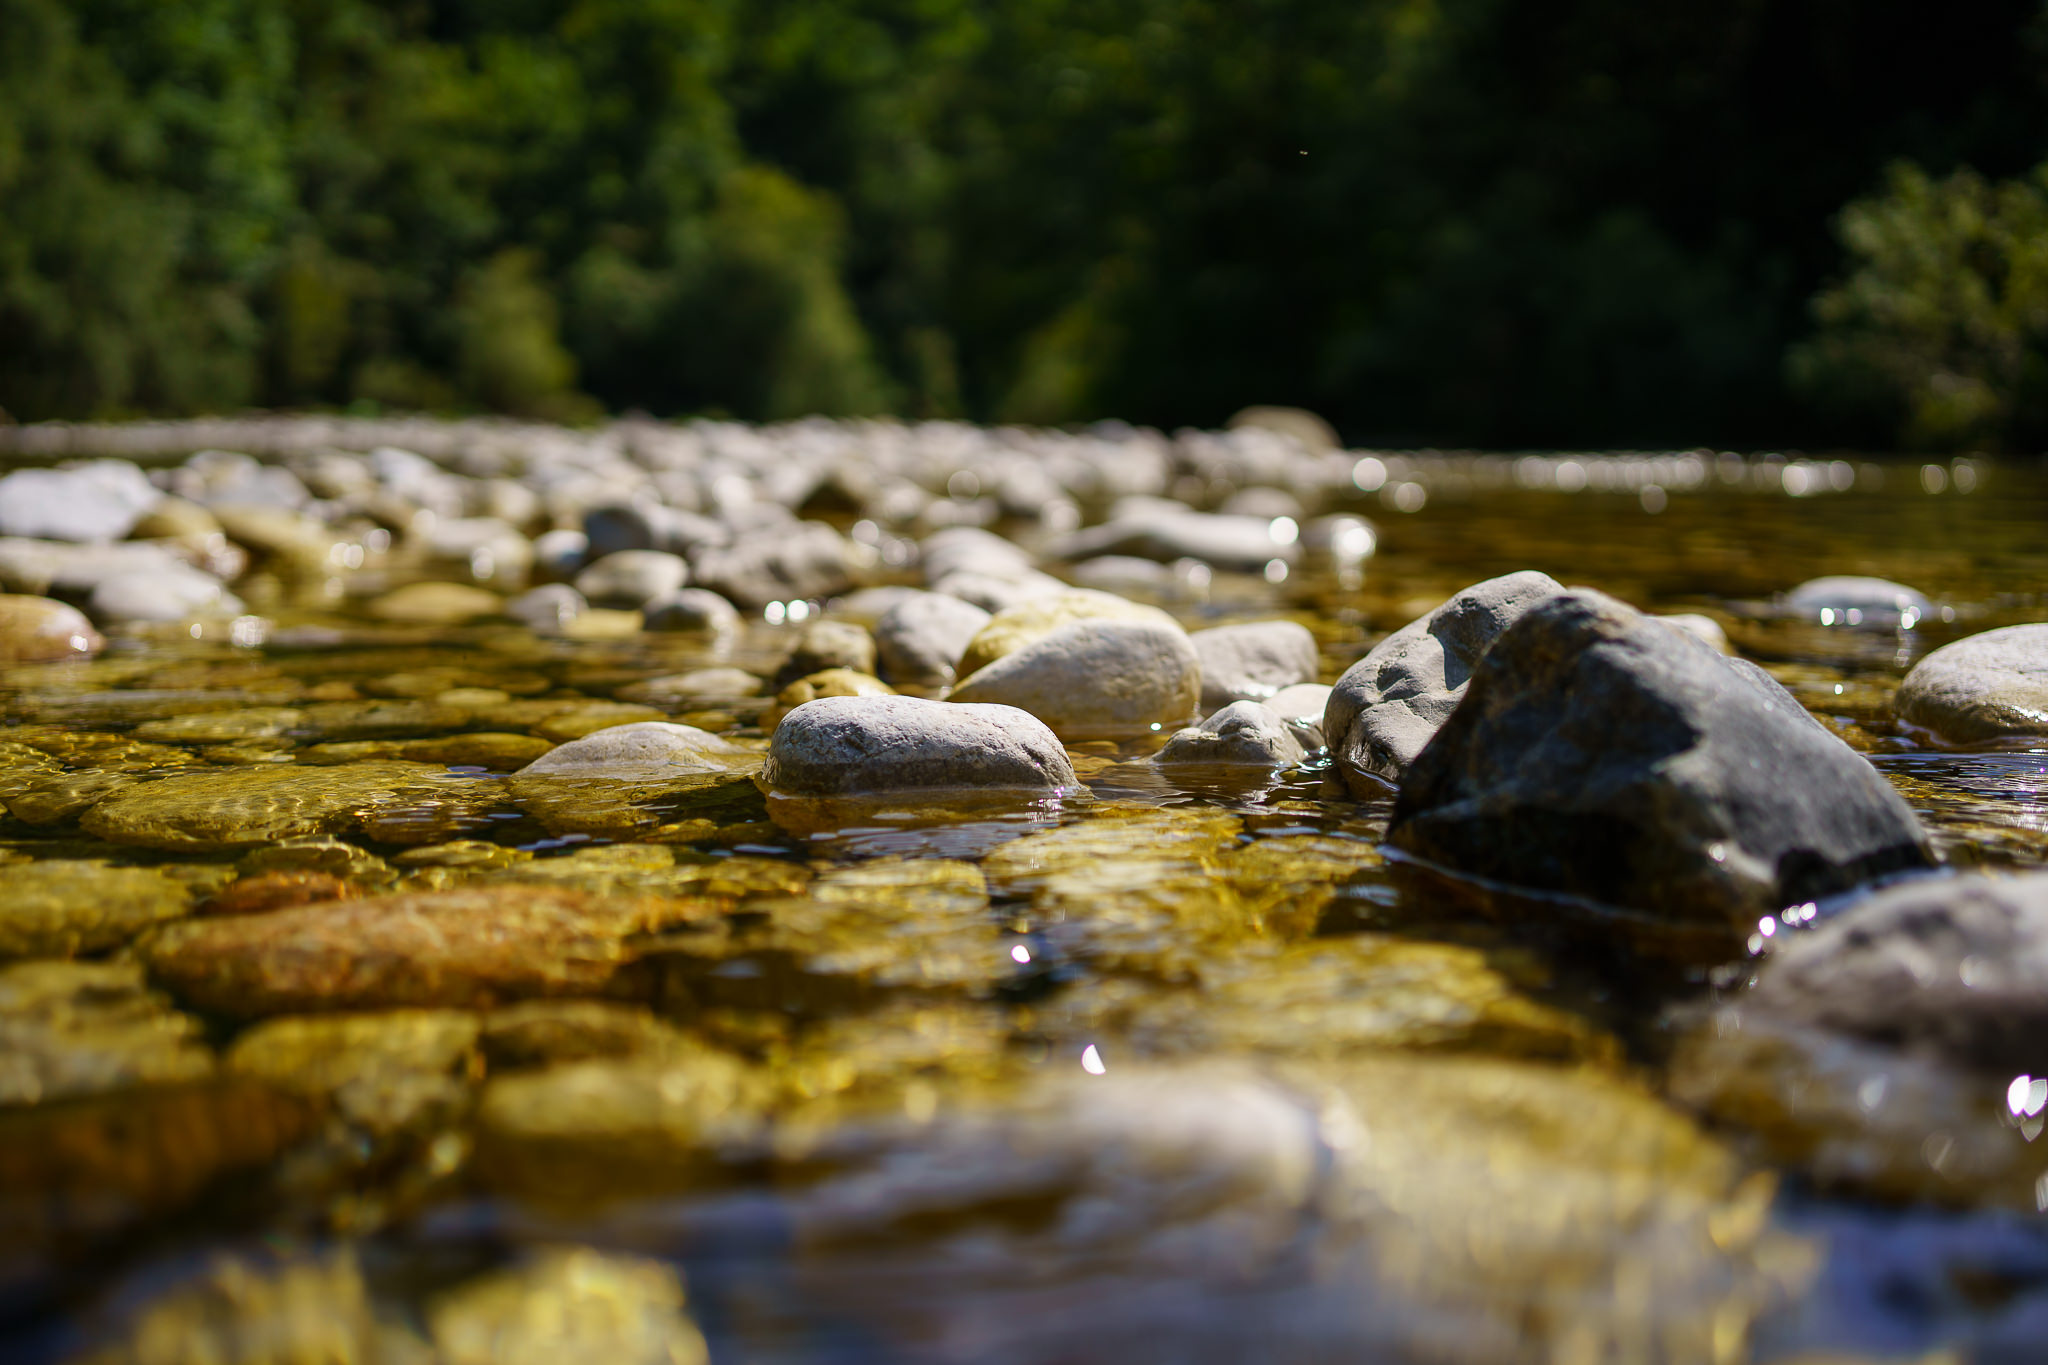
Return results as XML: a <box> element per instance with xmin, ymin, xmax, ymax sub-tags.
<box><xmin>1792</xmin><ymin>161</ymin><xmax>2048</xmax><ymax>451</ymax></box>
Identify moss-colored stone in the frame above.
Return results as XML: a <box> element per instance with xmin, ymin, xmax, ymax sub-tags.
<box><xmin>398</xmin><ymin>731</ymin><xmax>554</xmax><ymax>768</ymax></box>
<box><xmin>427</xmin><ymin>1248</ymin><xmax>710</xmax><ymax>1365</ymax></box>
<box><xmin>0</xmin><ymin>959</ymin><xmax>214</xmax><ymax>1105</ymax></box>
<box><xmin>471</xmin><ymin>1046</ymin><xmax>771</xmax><ymax>1201</ymax></box>
<box><xmin>80</xmin><ymin>761</ymin><xmax>449</xmax><ymax>850</ymax></box>
<box><xmin>0</xmin><ymin>860</ymin><xmax>195</xmax><ymax>957</ymax></box>
<box><xmin>144</xmin><ymin>884</ymin><xmax>719</xmax><ymax>1015</ymax></box>
<box><xmin>759</xmin><ymin>669</ymin><xmax>893</xmax><ymax>731</ymax></box>
<box><xmin>227</xmin><ymin>1009</ymin><xmax>482</xmax><ymax>1137</ymax></box>
<box><xmin>132</xmin><ymin>707</ymin><xmax>307</xmax><ymax>744</ymax></box>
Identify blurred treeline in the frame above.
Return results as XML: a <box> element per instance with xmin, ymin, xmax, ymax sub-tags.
<box><xmin>6</xmin><ymin>0</ymin><xmax>2048</xmax><ymax>449</ymax></box>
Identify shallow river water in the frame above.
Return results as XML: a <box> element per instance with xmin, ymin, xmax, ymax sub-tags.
<box><xmin>3</xmin><ymin>435</ymin><xmax>2047</xmax><ymax>1364</ymax></box>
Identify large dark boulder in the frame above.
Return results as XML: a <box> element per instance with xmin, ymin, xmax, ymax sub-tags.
<box><xmin>1390</xmin><ymin>589</ymin><xmax>1935</xmax><ymax>927</ymax></box>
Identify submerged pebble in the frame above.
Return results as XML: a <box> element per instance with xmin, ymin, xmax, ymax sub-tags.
<box><xmin>145</xmin><ymin>884</ymin><xmax>716</xmax><ymax>1015</ymax></box>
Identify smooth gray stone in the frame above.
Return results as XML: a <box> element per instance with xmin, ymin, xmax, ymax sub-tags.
<box><xmin>0</xmin><ymin>539</ymin><xmax>193</xmax><ymax>598</ymax></box>
<box><xmin>1265</xmin><ymin>682</ymin><xmax>1333</xmax><ymax>750</ymax></box>
<box><xmin>1894</xmin><ymin>624</ymin><xmax>2048</xmax><ymax>744</ymax></box>
<box><xmin>1068</xmin><ymin>556</ymin><xmax>1178</xmax><ymax>597</ymax></box>
<box><xmin>167</xmin><ymin>451</ymin><xmax>313</xmax><ymax>510</ymax></box>
<box><xmin>919</xmin><ymin>526</ymin><xmax>1037</xmax><ymax>585</ymax></box>
<box><xmin>1217</xmin><ymin>487</ymin><xmax>1304</xmax><ymax>520</ymax></box>
<box><xmin>642</xmin><ymin>588</ymin><xmax>741</xmax><ymax>635</ymax></box>
<box><xmin>573</xmin><ymin>550</ymin><xmax>690</xmax><ymax>609</ymax></box>
<box><xmin>949</xmin><ymin>618</ymin><xmax>1201</xmax><ymax>741</ymax></box>
<box><xmin>87</xmin><ymin>567</ymin><xmax>244</xmax><ymax>625</ymax></box>
<box><xmin>584</xmin><ymin>503</ymin><xmax>729</xmax><ymax>560</ymax></box>
<box><xmin>1190</xmin><ymin>620</ymin><xmax>1319</xmax><ymax>712</ymax></box>
<box><xmin>514</xmin><ymin>722</ymin><xmax>755</xmax><ymax>779</ymax></box>
<box><xmin>615</xmin><ymin>668</ymin><xmax>762</xmax><ymax>708</ymax></box>
<box><xmin>762</xmin><ymin>695</ymin><xmax>1076</xmax><ymax>795</ymax></box>
<box><xmin>1657</xmin><ymin>613</ymin><xmax>1732</xmax><ymax>654</ymax></box>
<box><xmin>1785</xmin><ymin>575</ymin><xmax>1932</xmax><ymax>625</ymax></box>
<box><xmin>774</xmin><ymin>619</ymin><xmax>876</xmax><ymax>686</ymax></box>
<box><xmin>505</xmin><ymin>583</ymin><xmax>587</xmax><ymax>634</ymax></box>
<box><xmin>927</xmin><ymin>569</ymin><xmax>1068</xmax><ymax>614</ymax></box>
<box><xmin>874</xmin><ymin>592</ymin><xmax>992</xmax><ymax>688</ymax></box>
<box><xmin>1747</xmin><ymin>870</ymin><xmax>2048</xmax><ymax>1070</ymax></box>
<box><xmin>689</xmin><ymin>521</ymin><xmax>853</xmax><ymax>609</ymax></box>
<box><xmin>1390</xmin><ymin>589</ymin><xmax>1935</xmax><ymax>928</ymax></box>
<box><xmin>1156</xmin><ymin>701</ymin><xmax>1306</xmax><ymax>766</ymax></box>
<box><xmin>1326</xmin><ymin>570</ymin><xmax>1566</xmax><ymax>795</ymax></box>
<box><xmin>530</xmin><ymin>528</ymin><xmax>589</xmax><ymax>583</ymax></box>
<box><xmin>1300</xmin><ymin>514</ymin><xmax>1377</xmax><ymax>563</ymax></box>
<box><xmin>1052</xmin><ymin>509</ymin><xmax>1301</xmax><ymax>574</ymax></box>
<box><xmin>0</xmin><ymin>462</ymin><xmax>160</xmax><ymax>543</ymax></box>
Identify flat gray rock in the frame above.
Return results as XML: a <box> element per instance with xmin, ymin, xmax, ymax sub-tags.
<box><xmin>0</xmin><ymin>462</ymin><xmax>160</xmax><ymax>542</ymax></box>
<box><xmin>690</xmin><ymin>521</ymin><xmax>853</xmax><ymax>609</ymax></box>
<box><xmin>505</xmin><ymin>583</ymin><xmax>587</xmax><ymax>634</ymax></box>
<box><xmin>615</xmin><ymin>668</ymin><xmax>762</xmax><ymax>708</ymax></box>
<box><xmin>919</xmin><ymin>527</ymin><xmax>1037</xmax><ymax>585</ymax></box>
<box><xmin>775</xmin><ymin>619</ymin><xmax>876</xmax><ymax>686</ymax></box>
<box><xmin>1156</xmin><ymin>701</ymin><xmax>1306</xmax><ymax>766</ymax></box>
<box><xmin>762</xmin><ymin>695</ymin><xmax>1076</xmax><ymax>795</ymax></box>
<box><xmin>514</xmin><ymin>722</ymin><xmax>755</xmax><ymax>780</ymax></box>
<box><xmin>642</xmin><ymin>587</ymin><xmax>741</xmax><ymax>635</ymax></box>
<box><xmin>1190</xmin><ymin>620</ymin><xmax>1319</xmax><ymax>712</ymax></box>
<box><xmin>530</xmin><ymin>528</ymin><xmax>589</xmax><ymax>583</ymax></box>
<box><xmin>926</xmin><ymin>569</ymin><xmax>1069</xmax><ymax>614</ymax></box>
<box><xmin>1785</xmin><ymin>575</ymin><xmax>1932</xmax><ymax>626</ymax></box>
<box><xmin>1748</xmin><ymin>870</ymin><xmax>2048</xmax><ymax>1070</ymax></box>
<box><xmin>584</xmin><ymin>503</ymin><xmax>729</xmax><ymax>560</ymax></box>
<box><xmin>950</xmin><ymin>619</ymin><xmax>1200</xmax><ymax>741</ymax></box>
<box><xmin>1895</xmin><ymin>624</ymin><xmax>2048</xmax><ymax>744</ymax></box>
<box><xmin>1053</xmin><ymin>509</ymin><xmax>1300</xmax><ymax>573</ymax></box>
<box><xmin>1390</xmin><ymin>589</ymin><xmax>1935</xmax><ymax>928</ymax></box>
<box><xmin>574</xmin><ymin>551</ymin><xmax>690</xmax><ymax>609</ymax></box>
<box><xmin>1265</xmin><ymin>682</ymin><xmax>1332</xmax><ymax>750</ymax></box>
<box><xmin>1325</xmin><ymin>570</ymin><xmax>1566</xmax><ymax>795</ymax></box>
<box><xmin>87</xmin><ymin>567</ymin><xmax>244</xmax><ymax>625</ymax></box>
<box><xmin>874</xmin><ymin>592</ymin><xmax>992</xmax><ymax>688</ymax></box>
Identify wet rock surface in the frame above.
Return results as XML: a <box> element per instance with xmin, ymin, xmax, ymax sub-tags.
<box><xmin>0</xmin><ymin>421</ymin><xmax>2043</xmax><ymax>1362</ymax></box>
<box><xmin>873</xmin><ymin>591</ymin><xmax>991</xmax><ymax>687</ymax></box>
<box><xmin>144</xmin><ymin>883</ymin><xmax>717</xmax><ymax>1015</ymax></box>
<box><xmin>1189</xmin><ymin>619</ymin><xmax>1320</xmax><ymax>710</ymax></box>
<box><xmin>763</xmin><ymin>694</ymin><xmax>1076</xmax><ymax>794</ymax></box>
<box><xmin>1155</xmin><ymin>699</ymin><xmax>1306</xmax><ymax>766</ymax></box>
<box><xmin>1896</xmin><ymin>623</ymin><xmax>2048</xmax><ymax>743</ymax></box>
<box><xmin>0</xmin><ymin>595</ymin><xmax>103</xmax><ymax>664</ymax></box>
<box><xmin>1326</xmin><ymin>569</ymin><xmax>1565</xmax><ymax>793</ymax></box>
<box><xmin>950</xmin><ymin>618</ymin><xmax>1201</xmax><ymax>740</ymax></box>
<box><xmin>1666</xmin><ymin>873</ymin><xmax>2048</xmax><ymax>1210</ymax></box>
<box><xmin>79</xmin><ymin>761</ymin><xmax>451</xmax><ymax>850</ymax></box>
<box><xmin>1392</xmin><ymin>589</ymin><xmax>1935</xmax><ymax>928</ymax></box>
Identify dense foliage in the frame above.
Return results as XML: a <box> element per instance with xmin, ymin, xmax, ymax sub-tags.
<box><xmin>3</xmin><ymin>0</ymin><xmax>2045</xmax><ymax>447</ymax></box>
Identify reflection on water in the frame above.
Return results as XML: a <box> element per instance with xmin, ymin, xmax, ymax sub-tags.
<box><xmin>4</xmin><ymin>449</ymin><xmax>2048</xmax><ymax>1362</ymax></box>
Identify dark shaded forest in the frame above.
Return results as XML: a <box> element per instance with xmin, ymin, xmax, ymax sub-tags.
<box><xmin>6</xmin><ymin>0</ymin><xmax>2048</xmax><ymax>449</ymax></box>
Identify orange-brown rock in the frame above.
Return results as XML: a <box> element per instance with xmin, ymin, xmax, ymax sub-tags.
<box><xmin>144</xmin><ymin>884</ymin><xmax>717</xmax><ymax>1016</ymax></box>
<box><xmin>198</xmin><ymin>871</ymin><xmax>359</xmax><ymax>918</ymax></box>
<box><xmin>0</xmin><ymin>594</ymin><xmax>103</xmax><ymax>664</ymax></box>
